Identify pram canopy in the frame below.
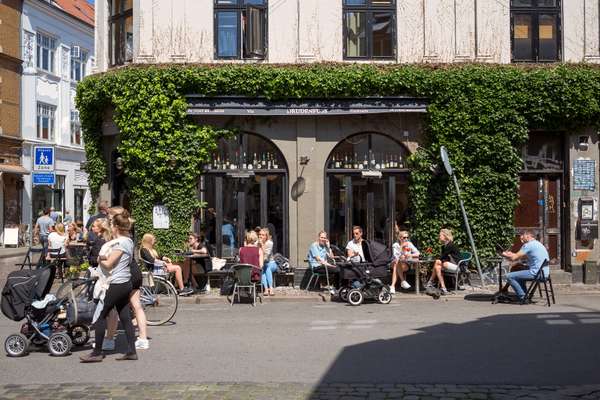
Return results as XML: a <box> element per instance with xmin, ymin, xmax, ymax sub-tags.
<box><xmin>1</xmin><ymin>266</ymin><xmax>55</xmax><ymax>321</ymax></box>
<box><xmin>339</xmin><ymin>240</ymin><xmax>393</xmax><ymax>280</ymax></box>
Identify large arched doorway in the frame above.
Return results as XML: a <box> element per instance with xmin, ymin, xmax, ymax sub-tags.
<box><xmin>325</xmin><ymin>132</ymin><xmax>410</xmax><ymax>247</ymax></box>
<box><xmin>200</xmin><ymin>132</ymin><xmax>288</xmax><ymax>258</ymax></box>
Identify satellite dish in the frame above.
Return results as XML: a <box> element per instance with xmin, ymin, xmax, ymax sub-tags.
<box><xmin>440</xmin><ymin>146</ymin><xmax>453</xmax><ymax>176</ymax></box>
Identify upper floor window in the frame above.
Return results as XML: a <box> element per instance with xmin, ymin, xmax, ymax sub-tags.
<box><xmin>71</xmin><ymin>111</ymin><xmax>82</xmax><ymax>146</ymax></box>
<box><xmin>37</xmin><ymin>103</ymin><xmax>56</xmax><ymax>141</ymax></box>
<box><xmin>70</xmin><ymin>47</ymin><xmax>88</xmax><ymax>82</ymax></box>
<box><xmin>36</xmin><ymin>32</ymin><xmax>57</xmax><ymax>73</ymax></box>
<box><xmin>343</xmin><ymin>0</ymin><xmax>396</xmax><ymax>59</ymax></box>
<box><xmin>511</xmin><ymin>0</ymin><xmax>561</xmax><ymax>62</ymax></box>
<box><xmin>109</xmin><ymin>0</ymin><xmax>133</xmax><ymax>66</ymax></box>
<box><xmin>214</xmin><ymin>0</ymin><xmax>267</xmax><ymax>59</ymax></box>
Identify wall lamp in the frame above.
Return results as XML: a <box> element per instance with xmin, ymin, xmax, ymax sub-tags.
<box><xmin>299</xmin><ymin>156</ymin><xmax>310</xmax><ymax>165</ymax></box>
<box><xmin>579</xmin><ymin>136</ymin><xmax>590</xmax><ymax>151</ymax></box>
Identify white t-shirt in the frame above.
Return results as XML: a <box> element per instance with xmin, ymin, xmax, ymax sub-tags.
<box><xmin>47</xmin><ymin>232</ymin><xmax>67</xmax><ymax>255</ymax></box>
<box><xmin>346</xmin><ymin>240</ymin><xmax>365</xmax><ymax>262</ymax></box>
<box><xmin>392</xmin><ymin>241</ymin><xmax>420</xmax><ymax>261</ymax></box>
<box><xmin>99</xmin><ymin>237</ymin><xmax>133</xmax><ymax>284</ymax></box>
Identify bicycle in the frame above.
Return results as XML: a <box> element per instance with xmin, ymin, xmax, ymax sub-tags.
<box><xmin>139</xmin><ymin>258</ymin><xmax>178</xmax><ymax>326</ymax></box>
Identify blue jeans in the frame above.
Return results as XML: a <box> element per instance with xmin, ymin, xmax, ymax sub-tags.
<box><xmin>40</xmin><ymin>235</ymin><xmax>49</xmax><ymax>255</ymax></box>
<box><xmin>505</xmin><ymin>269</ymin><xmax>536</xmax><ymax>299</ymax></box>
<box><xmin>261</xmin><ymin>261</ymin><xmax>279</xmax><ymax>289</ymax></box>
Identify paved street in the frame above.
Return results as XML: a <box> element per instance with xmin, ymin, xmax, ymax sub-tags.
<box><xmin>1</xmin><ymin>294</ymin><xmax>600</xmax><ymax>399</ymax></box>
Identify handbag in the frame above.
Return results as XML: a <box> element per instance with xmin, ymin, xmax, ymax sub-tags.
<box><xmin>211</xmin><ymin>257</ymin><xmax>226</xmax><ymax>271</ymax></box>
<box><xmin>220</xmin><ymin>276</ymin><xmax>235</xmax><ymax>295</ymax></box>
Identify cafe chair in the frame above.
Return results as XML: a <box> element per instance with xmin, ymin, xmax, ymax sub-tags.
<box><xmin>16</xmin><ymin>246</ymin><xmax>46</xmax><ymax>270</ymax></box>
<box><xmin>230</xmin><ymin>264</ymin><xmax>260</xmax><ymax>306</ymax></box>
<box><xmin>525</xmin><ymin>260</ymin><xmax>555</xmax><ymax>307</ymax></box>
<box><xmin>443</xmin><ymin>251</ymin><xmax>473</xmax><ymax>291</ymax></box>
<box><xmin>305</xmin><ymin>268</ymin><xmax>328</xmax><ymax>292</ymax></box>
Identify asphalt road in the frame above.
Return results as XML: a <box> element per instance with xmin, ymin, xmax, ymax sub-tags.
<box><xmin>2</xmin><ymin>294</ymin><xmax>600</xmax><ymax>387</ymax></box>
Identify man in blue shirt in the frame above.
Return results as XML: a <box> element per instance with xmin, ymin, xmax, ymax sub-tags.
<box><xmin>502</xmin><ymin>230</ymin><xmax>550</xmax><ymax>304</ymax></box>
<box><xmin>307</xmin><ymin>230</ymin><xmax>339</xmax><ymax>289</ymax></box>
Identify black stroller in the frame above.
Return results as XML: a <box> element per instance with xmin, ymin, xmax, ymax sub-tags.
<box><xmin>338</xmin><ymin>240</ymin><xmax>393</xmax><ymax>306</ymax></box>
<box><xmin>1</xmin><ymin>265</ymin><xmax>93</xmax><ymax>357</ymax></box>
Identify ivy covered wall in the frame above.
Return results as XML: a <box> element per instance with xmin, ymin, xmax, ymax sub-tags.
<box><xmin>76</xmin><ymin>64</ymin><xmax>600</xmax><ymax>257</ymax></box>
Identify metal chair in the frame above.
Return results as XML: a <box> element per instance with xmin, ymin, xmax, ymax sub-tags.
<box><xmin>443</xmin><ymin>251</ymin><xmax>473</xmax><ymax>291</ymax></box>
<box><xmin>305</xmin><ymin>268</ymin><xmax>326</xmax><ymax>292</ymax></box>
<box><xmin>15</xmin><ymin>246</ymin><xmax>46</xmax><ymax>270</ymax></box>
<box><xmin>231</xmin><ymin>263</ymin><xmax>260</xmax><ymax>306</ymax></box>
<box><xmin>525</xmin><ymin>260</ymin><xmax>555</xmax><ymax>307</ymax></box>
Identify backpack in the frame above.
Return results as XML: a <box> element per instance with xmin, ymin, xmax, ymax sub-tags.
<box><xmin>1</xmin><ymin>270</ymin><xmax>40</xmax><ymax>321</ymax></box>
<box><xmin>273</xmin><ymin>253</ymin><xmax>291</xmax><ymax>273</ymax></box>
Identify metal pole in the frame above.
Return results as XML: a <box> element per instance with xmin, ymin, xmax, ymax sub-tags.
<box><xmin>451</xmin><ymin>174</ymin><xmax>485</xmax><ymax>287</ymax></box>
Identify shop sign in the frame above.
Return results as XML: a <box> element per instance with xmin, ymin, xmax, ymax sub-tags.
<box><xmin>153</xmin><ymin>205</ymin><xmax>170</xmax><ymax>229</ymax></box>
<box><xmin>32</xmin><ymin>172</ymin><xmax>56</xmax><ymax>186</ymax></box>
<box><xmin>33</xmin><ymin>146</ymin><xmax>54</xmax><ymax>172</ymax></box>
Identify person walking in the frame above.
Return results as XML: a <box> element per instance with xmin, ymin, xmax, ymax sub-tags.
<box><xmin>80</xmin><ymin>211</ymin><xmax>138</xmax><ymax>362</ymax></box>
<box><xmin>85</xmin><ymin>200</ymin><xmax>109</xmax><ymax>242</ymax></box>
<box><xmin>35</xmin><ymin>208</ymin><xmax>54</xmax><ymax>255</ymax></box>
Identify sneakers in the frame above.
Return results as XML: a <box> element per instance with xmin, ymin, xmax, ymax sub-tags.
<box><xmin>178</xmin><ymin>287</ymin><xmax>193</xmax><ymax>296</ymax></box>
<box><xmin>400</xmin><ymin>281</ymin><xmax>411</xmax><ymax>290</ymax></box>
<box><xmin>79</xmin><ymin>353</ymin><xmax>105</xmax><ymax>363</ymax></box>
<box><xmin>92</xmin><ymin>338</ymin><xmax>115</xmax><ymax>351</ymax></box>
<box><xmin>135</xmin><ymin>338</ymin><xmax>149</xmax><ymax>350</ymax></box>
<box><xmin>389</xmin><ymin>286</ymin><xmax>396</xmax><ymax>294</ymax></box>
<box><xmin>440</xmin><ymin>288</ymin><xmax>449</xmax><ymax>295</ymax></box>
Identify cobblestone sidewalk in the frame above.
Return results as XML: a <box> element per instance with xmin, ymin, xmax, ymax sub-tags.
<box><xmin>1</xmin><ymin>383</ymin><xmax>599</xmax><ymax>399</ymax></box>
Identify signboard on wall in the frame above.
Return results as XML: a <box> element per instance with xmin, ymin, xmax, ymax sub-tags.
<box><xmin>573</xmin><ymin>159</ymin><xmax>596</xmax><ymax>191</ymax></box>
<box><xmin>32</xmin><ymin>172</ymin><xmax>56</xmax><ymax>186</ymax></box>
<box><xmin>153</xmin><ymin>205</ymin><xmax>170</xmax><ymax>229</ymax></box>
<box><xmin>33</xmin><ymin>146</ymin><xmax>54</xmax><ymax>172</ymax></box>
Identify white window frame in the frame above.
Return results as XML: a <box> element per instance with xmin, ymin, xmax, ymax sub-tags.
<box><xmin>70</xmin><ymin>110</ymin><xmax>82</xmax><ymax>146</ymax></box>
<box><xmin>37</xmin><ymin>103</ymin><xmax>56</xmax><ymax>141</ymax></box>
<box><xmin>36</xmin><ymin>32</ymin><xmax>57</xmax><ymax>73</ymax></box>
<box><xmin>70</xmin><ymin>48</ymin><xmax>88</xmax><ymax>82</ymax></box>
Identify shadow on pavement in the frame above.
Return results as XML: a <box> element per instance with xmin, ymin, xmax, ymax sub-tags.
<box><xmin>310</xmin><ymin>311</ymin><xmax>600</xmax><ymax>396</ymax></box>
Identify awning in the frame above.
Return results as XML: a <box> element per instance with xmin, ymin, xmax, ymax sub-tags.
<box><xmin>0</xmin><ymin>165</ymin><xmax>30</xmax><ymax>175</ymax></box>
<box><xmin>186</xmin><ymin>96</ymin><xmax>428</xmax><ymax>116</ymax></box>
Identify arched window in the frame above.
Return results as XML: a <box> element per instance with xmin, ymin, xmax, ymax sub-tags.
<box><xmin>325</xmin><ymin>132</ymin><xmax>410</xmax><ymax>247</ymax></box>
<box><xmin>201</xmin><ymin>133</ymin><xmax>288</xmax><ymax>258</ymax></box>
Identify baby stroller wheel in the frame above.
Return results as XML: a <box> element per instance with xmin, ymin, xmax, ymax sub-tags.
<box><xmin>5</xmin><ymin>333</ymin><xmax>29</xmax><ymax>357</ymax></box>
<box><xmin>347</xmin><ymin>289</ymin><xmax>363</xmax><ymax>306</ymax></box>
<box><xmin>48</xmin><ymin>332</ymin><xmax>72</xmax><ymax>357</ymax></box>
<box><xmin>339</xmin><ymin>287</ymin><xmax>349</xmax><ymax>302</ymax></box>
<box><xmin>68</xmin><ymin>325</ymin><xmax>90</xmax><ymax>346</ymax></box>
<box><xmin>377</xmin><ymin>288</ymin><xmax>392</xmax><ymax>304</ymax></box>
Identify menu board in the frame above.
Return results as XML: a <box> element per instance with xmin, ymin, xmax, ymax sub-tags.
<box><xmin>574</xmin><ymin>159</ymin><xmax>596</xmax><ymax>191</ymax></box>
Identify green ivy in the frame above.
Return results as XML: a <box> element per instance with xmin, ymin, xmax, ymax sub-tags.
<box><xmin>76</xmin><ymin>64</ymin><xmax>600</xmax><ymax>257</ymax></box>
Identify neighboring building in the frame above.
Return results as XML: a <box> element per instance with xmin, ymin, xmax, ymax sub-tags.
<box><xmin>0</xmin><ymin>0</ymin><xmax>26</xmax><ymax>245</ymax></box>
<box><xmin>20</xmin><ymin>0</ymin><xmax>94</xmax><ymax>231</ymax></box>
<box><xmin>93</xmin><ymin>0</ymin><xmax>600</xmax><ymax>281</ymax></box>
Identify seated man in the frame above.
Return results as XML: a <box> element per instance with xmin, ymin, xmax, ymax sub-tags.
<box><xmin>502</xmin><ymin>230</ymin><xmax>550</xmax><ymax>304</ymax></box>
<box><xmin>307</xmin><ymin>230</ymin><xmax>339</xmax><ymax>288</ymax></box>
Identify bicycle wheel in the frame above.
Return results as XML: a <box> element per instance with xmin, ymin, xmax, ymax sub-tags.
<box><xmin>140</xmin><ymin>276</ymin><xmax>178</xmax><ymax>326</ymax></box>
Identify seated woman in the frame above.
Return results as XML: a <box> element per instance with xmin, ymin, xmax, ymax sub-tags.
<box><xmin>140</xmin><ymin>233</ymin><xmax>193</xmax><ymax>296</ymax></box>
<box><xmin>238</xmin><ymin>230</ymin><xmax>263</xmax><ymax>283</ymax></box>
<box><xmin>427</xmin><ymin>228</ymin><xmax>461</xmax><ymax>295</ymax></box>
<box><xmin>390</xmin><ymin>230</ymin><xmax>420</xmax><ymax>293</ymax></box>
<box><xmin>67</xmin><ymin>222</ymin><xmax>81</xmax><ymax>242</ymax></box>
<box><xmin>47</xmin><ymin>223</ymin><xmax>68</xmax><ymax>259</ymax></box>
<box><xmin>259</xmin><ymin>228</ymin><xmax>278</xmax><ymax>296</ymax></box>
<box><xmin>182</xmin><ymin>233</ymin><xmax>208</xmax><ymax>291</ymax></box>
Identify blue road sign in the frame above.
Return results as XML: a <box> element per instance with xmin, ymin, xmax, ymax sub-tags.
<box><xmin>33</xmin><ymin>146</ymin><xmax>54</xmax><ymax>171</ymax></box>
<box><xmin>32</xmin><ymin>172</ymin><xmax>55</xmax><ymax>185</ymax></box>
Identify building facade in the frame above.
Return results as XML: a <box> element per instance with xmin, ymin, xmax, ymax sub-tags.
<box><xmin>0</xmin><ymin>0</ymin><xmax>26</xmax><ymax>245</ymax></box>
<box><xmin>20</xmin><ymin>0</ymin><xmax>94</xmax><ymax>232</ymax></box>
<box><xmin>94</xmin><ymin>0</ymin><xmax>600</xmax><ymax>281</ymax></box>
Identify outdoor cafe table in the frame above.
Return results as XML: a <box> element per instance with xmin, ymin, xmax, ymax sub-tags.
<box><xmin>177</xmin><ymin>252</ymin><xmax>211</xmax><ymax>290</ymax></box>
<box><xmin>406</xmin><ymin>258</ymin><xmax>436</xmax><ymax>295</ymax></box>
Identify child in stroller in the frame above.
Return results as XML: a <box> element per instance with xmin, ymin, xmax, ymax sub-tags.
<box><xmin>338</xmin><ymin>240</ymin><xmax>393</xmax><ymax>306</ymax></box>
<box><xmin>1</xmin><ymin>264</ymin><xmax>94</xmax><ymax>357</ymax></box>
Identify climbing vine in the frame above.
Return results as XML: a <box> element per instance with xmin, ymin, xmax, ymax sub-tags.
<box><xmin>76</xmin><ymin>63</ymin><xmax>600</xmax><ymax>256</ymax></box>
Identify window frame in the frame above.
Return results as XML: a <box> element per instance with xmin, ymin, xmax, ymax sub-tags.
<box><xmin>510</xmin><ymin>0</ymin><xmax>561</xmax><ymax>63</ymax></box>
<box><xmin>109</xmin><ymin>0</ymin><xmax>134</xmax><ymax>66</ymax></box>
<box><xmin>37</xmin><ymin>103</ymin><xmax>56</xmax><ymax>141</ymax></box>
<box><xmin>213</xmin><ymin>0</ymin><xmax>268</xmax><ymax>60</ymax></box>
<box><xmin>70</xmin><ymin>47</ymin><xmax>88</xmax><ymax>82</ymax></box>
<box><xmin>36</xmin><ymin>32</ymin><xmax>57</xmax><ymax>74</ymax></box>
<box><xmin>342</xmin><ymin>0</ymin><xmax>397</xmax><ymax>60</ymax></box>
<box><xmin>70</xmin><ymin>110</ymin><xmax>82</xmax><ymax>146</ymax></box>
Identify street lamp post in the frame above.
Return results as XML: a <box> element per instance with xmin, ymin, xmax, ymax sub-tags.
<box><xmin>440</xmin><ymin>146</ymin><xmax>485</xmax><ymax>286</ymax></box>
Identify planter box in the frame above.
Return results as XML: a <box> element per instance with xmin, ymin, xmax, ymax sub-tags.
<box><xmin>583</xmin><ymin>261</ymin><xmax>598</xmax><ymax>285</ymax></box>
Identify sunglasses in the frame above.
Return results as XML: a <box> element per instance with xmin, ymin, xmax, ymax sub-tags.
<box><xmin>401</xmin><ymin>236</ymin><xmax>409</xmax><ymax>239</ymax></box>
